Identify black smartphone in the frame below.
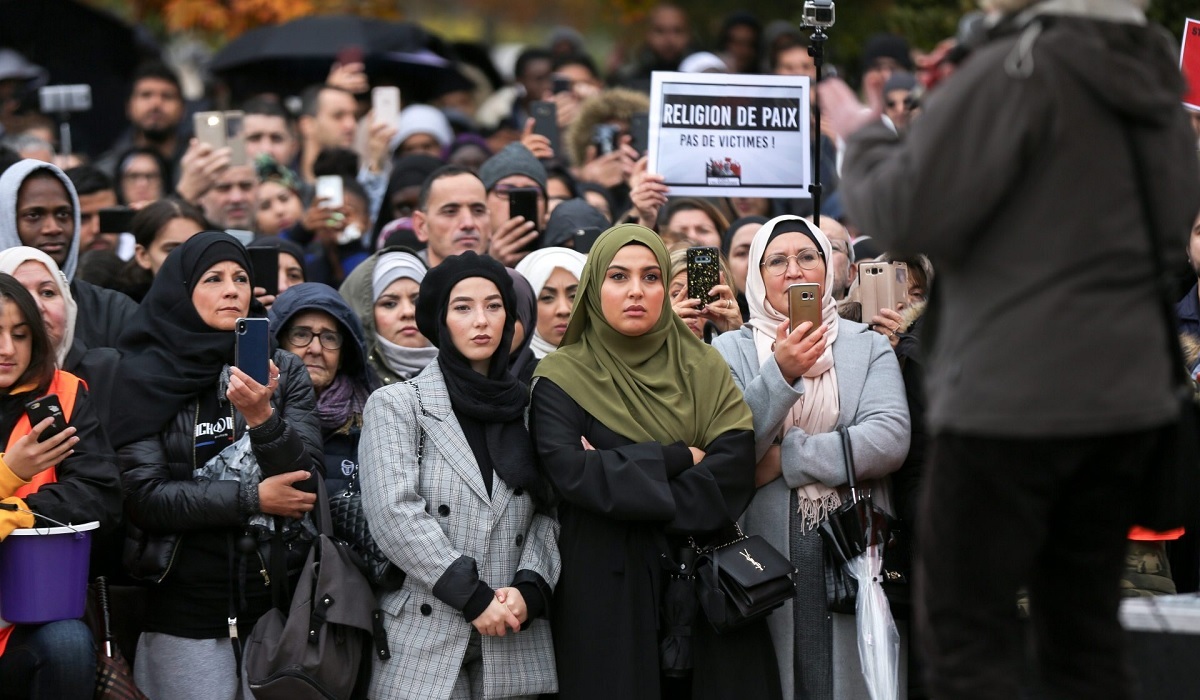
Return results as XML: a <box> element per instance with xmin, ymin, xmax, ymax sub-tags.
<box><xmin>628</xmin><ymin>112</ymin><xmax>649</xmax><ymax>157</ymax></box>
<box><xmin>529</xmin><ymin>100</ymin><xmax>560</xmax><ymax>156</ymax></box>
<box><xmin>508</xmin><ymin>187</ymin><xmax>542</xmax><ymax>254</ymax></box>
<box><xmin>686</xmin><ymin>247</ymin><xmax>721</xmax><ymax>305</ymax></box>
<box><xmin>570</xmin><ymin>226</ymin><xmax>603</xmax><ymax>254</ymax></box>
<box><xmin>98</xmin><ymin>207</ymin><xmax>135</xmax><ymax>234</ymax></box>
<box><xmin>248</xmin><ymin>247</ymin><xmax>279</xmax><ymax>296</ymax></box>
<box><xmin>235</xmin><ymin>318</ymin><xmax>271</xmax><ymax>386</ymax></box>
<box><xmin>25</xmin><ymin>394</ymin><xmax>67</xmax><ymax>443</ymax></box>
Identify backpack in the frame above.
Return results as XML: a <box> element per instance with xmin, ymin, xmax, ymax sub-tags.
<box><xmin>243</xmin><ymin>478</ymin><xmax>390</xmax><ymax>699</ymax></box>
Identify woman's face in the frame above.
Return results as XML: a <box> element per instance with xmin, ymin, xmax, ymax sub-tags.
<box><xmin>728</xmin><ymin>222</ymin><xmax>761</xmax><ymax>294</ymax></box>
<box><xmin>135</xmin><ymin>217</ymin><xmax>203</xmax><ymax>276</ymax></box>
<box><xmin>0</xmin><ymin>300</ymin><xmax>32</xmax><ymax>390</ymax></box>
<box><xmin>762</xmin><ymin>232</ymin><xmax>826</xmax><ymax>315</ymax></box>
<box><xmin>665</xmin><ymin>209</ymin><xmax>722</xmax><ymax>249</ymax></box>
<box><xmin>191</xmin><ymin>260</ymin><xmax>251</xmax><ymax>331</ymax></box>
<box><xmin>374</xmin><ymin>277</ymin><xmax>428</xmax><ymax>348</ymax></box>
<box><xmin>600</xmin><ymin>244</ymin><xmax>664</xmax><ymax>337</ymax></box>
<box><xmin>121</xmin><ymin>154</ymin><xmax>164</xmax><ymax>204</ymax></box>
<box><xmin>278</xmin><ymin>252</ymin><xmax>305</xmax><ymax>295</ymax></box>
<box><xmin>731</xmin><ymin>197</ymin><xmax>770</xmax><ymax>218</ymax></box>
<box><xmin>546</xmin><ymin>177</ymin><xmax>573</xmax><ymax>216</ymax></box>
<box><xmin>12</xmin><ymin>261</ymin><xmax>66</xmax><ymax>353</ymax></box>
<box><xmin>535</xmin><ymin>266</ymin><xmax>578</xmax><ymax>347</ymax></box>
<box><xmin>446</xmin><ymin>277</ymin><xmax>505</xmax><ymax>374</ymax></box>
<box><xmin>668</xmin><ymin>270</ymin><xmax>703</xmax><ymax>339</ymax></box>
<box><xmin>255</xmin><ymin>181</ymin><xmax>303</xmax><ymax>236</ymax></box>
<box><xmin>283</xmin><ymin>310</ymin><xmax>342</xmax><ymax>394</ymax></box>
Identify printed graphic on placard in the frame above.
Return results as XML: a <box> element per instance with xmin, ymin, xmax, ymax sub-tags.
<box><xmin>648</xmin><ymin>72</ymin><xmax>811</xmax><ymax>198</ymax></box>
<box><xmin>1181</xmin><ymin>18</ymin><xmax>1200</xmax><ymax>111</ymax></box>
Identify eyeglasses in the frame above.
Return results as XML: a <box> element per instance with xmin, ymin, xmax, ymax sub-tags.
<box><xmin>285</xmin><ymin>327</ymin><xmax>343</xmax><ymax>350</ymax></box>
<box><xmin>760</xmin><ymin>250</ymin><xmax>824</xmax><ymax>276</ymax></box>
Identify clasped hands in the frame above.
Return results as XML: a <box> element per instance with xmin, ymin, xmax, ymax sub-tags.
<box><xmin>472</xmin><ymin>587</ymin><xmax>528</xmax><ymax>637</ymax></box>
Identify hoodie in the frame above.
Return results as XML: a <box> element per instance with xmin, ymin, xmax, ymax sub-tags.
<box><xmin>841</xmin><ymin>7</ymin><xmax>1200</xmax><ymax>436</ymax></box>
<box><xmin>0</xmin><ymin>159</ymin><xmax>80</xmax><ymax>280</ymax></box>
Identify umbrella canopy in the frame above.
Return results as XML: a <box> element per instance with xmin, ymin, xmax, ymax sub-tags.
<box><xmin>211</xmin><ymin>16</ymin><xmax>472</xmax><ymax>104</ymax></box>
<box><xmin>0</xmin><ymin>0</ymin><xmax>161</xmax><ymax>157</ymax></box>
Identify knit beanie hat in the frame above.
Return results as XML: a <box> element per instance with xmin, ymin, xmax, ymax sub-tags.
<box><xmin>478</xmin><ymin>143</ymin><xmax>548</xmax><ymax>194</ymax></box>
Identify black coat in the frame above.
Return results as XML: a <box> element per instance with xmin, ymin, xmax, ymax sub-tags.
<box><xmin>69</xmin><ymin>278</ymin><xmax>137</xmax><ymax>350</ymax></box>
<box><xmin>530</xmin><ymin>378</ymin><xmax>779</xmax><ymax>700</ymax></box>
<box><xmin>119</xmin><ymin>350</ymin><xmax>322</xmax><ymax>584</ymax></box>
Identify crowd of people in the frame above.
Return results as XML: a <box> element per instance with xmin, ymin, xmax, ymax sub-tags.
<box><xmin>0</xmin><ymin>0</ymin><xmax>1198</xmax><ymax>698</ymax></box>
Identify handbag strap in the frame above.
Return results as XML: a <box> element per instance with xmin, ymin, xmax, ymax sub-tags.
<box><xmin>837</xmin><ymin>425</ymin><xmax>858</xmax><ymax>500</ymax></box>
<box><xmin>1121</xmin><ymin>123</ymin><xmax>1191</xmax><ymax>391</ymax></box>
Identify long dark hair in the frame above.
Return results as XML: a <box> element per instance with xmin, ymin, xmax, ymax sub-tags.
<box><xmin>0</xmin><ymin>274</ymin><xmax>55</xmax><ymax>395</ymax></box>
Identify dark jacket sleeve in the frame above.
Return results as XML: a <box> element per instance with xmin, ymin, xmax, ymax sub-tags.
<box><xmin>248</xmin><ymin>351</ymin><xmax>323</xmax><ymax>493</ymax></box>
<box><xmin>69</xmin><ymin>279</ymin><xmax>138</xmax><ymax>350</ymax></box>
<box><xmin>23</xmin><ymin>386</ymin><xmax>122</xmax><ymax>533</ymax></box>
<box><xmin>120</xmin><ymin>432</ymin><xmax>243</xmax><ymax>534</ymax></box>
<box><xmin>662</xmin><ymin>428</ymin><xmax>755</xmax><ymax>535</ymax></box>
<box><xmin>530</xmin><ymin>378</ymin><xmax>692</xmax><ymax>521</ymax></box>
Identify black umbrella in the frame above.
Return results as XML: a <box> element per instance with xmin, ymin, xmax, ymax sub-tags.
<box><xmin>210</xmin><ymin>16</ymin><xmax>470</xmax><ymax>104</ymax></box>
<box><xmin>0</xmin><ymin>0</ymin><xmax>161</xmax><ymax>157</ymax></box>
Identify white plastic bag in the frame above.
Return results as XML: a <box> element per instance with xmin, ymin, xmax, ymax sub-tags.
<box><xmin>846</xmin><ymin>543</ymin><xmax>900</xmax><ymax>700</ymax></box>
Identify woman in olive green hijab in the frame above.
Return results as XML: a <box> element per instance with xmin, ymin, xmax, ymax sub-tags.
<box><xmin>530</xmin><ymin>224</ymin><xmax>780</xmax><ymax>700</ymax></box>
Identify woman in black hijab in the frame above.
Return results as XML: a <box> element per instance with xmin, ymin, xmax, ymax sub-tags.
<box><xmin>507</xmin><ymin>267</ymin><xmax>539</xmax><ymax>383</ymax></box>
<box><xmin>113</xmin><ymin>231</ymin><xmax>323</xmax><ymax>700</ymax></box>
<box><xmin>359</xmin><ymin>251</ymin><xmax>559</xmax><ymax>699</ymax></box>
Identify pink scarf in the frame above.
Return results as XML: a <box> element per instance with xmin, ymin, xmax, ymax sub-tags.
<box><xmin>744</xmin><ymin>216</ymin><xmax>841</xmax><ymax>533</ymax></box>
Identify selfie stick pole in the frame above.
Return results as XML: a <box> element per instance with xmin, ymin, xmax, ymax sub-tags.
<box><xmin>57</xmin><ymin>112</ymin><xmax>72</xmax><ymax>159</ymax></box>
<box><xmin>807</xmin><ymin>25</ymin><xmax>828</xmax><ymax>227</ymax></box>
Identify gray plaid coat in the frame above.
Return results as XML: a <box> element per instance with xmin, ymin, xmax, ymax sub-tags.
<box><xmin>360</xmin><ymin>361</ymin><xmax>560</xmax><ymax>699</ymax></box>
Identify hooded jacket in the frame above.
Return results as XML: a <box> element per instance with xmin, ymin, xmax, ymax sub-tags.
<box><xmin>841</xmin><ymin>7</ymin><xmax>1200</xmax><ymax>436</ymax></box>
<box><xmin>270</xmin><ymin>283</ymin><xmax>373</xmax><ymax>495</ymax></box>
<box><xmin>0</xmin><ymin>159</ymin><xmax>137</xmax><ymax>350</ymax></box>
<box><xmin>564</xmin><ymin>89</ymin><xmax>650</xmax><ymax>168</ymax></box>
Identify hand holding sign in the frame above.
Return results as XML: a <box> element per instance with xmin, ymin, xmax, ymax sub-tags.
<box><xmin>629</xmin><ymin>157</ymin><xmax>669</xmax><ymax>229</ymax></box>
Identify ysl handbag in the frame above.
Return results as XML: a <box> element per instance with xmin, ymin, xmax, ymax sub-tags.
<box><xmin>694</xmin><ymin>524</ymin><xmax>796</xmax><ymax>634</ymax></box>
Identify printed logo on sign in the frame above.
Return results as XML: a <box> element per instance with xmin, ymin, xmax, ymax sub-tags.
<box><xmin>341</xmin><ymin>459</ymin><xmax>356</xmax><ymax>477</ymax></box>
<box><xmin>706</xmin><ymin>157</ymin><xmax>741</xmax><ymax>186</ymax></box>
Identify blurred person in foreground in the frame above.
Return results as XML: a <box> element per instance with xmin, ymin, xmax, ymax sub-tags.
<box><xmin>823</xmin><ymin>1</ymin><xmax>1200</xmax><ymax>697</ymax></box>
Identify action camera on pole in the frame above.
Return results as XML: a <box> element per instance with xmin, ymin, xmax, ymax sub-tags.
<box><xmin>802</xmin><ymin>0</ymin><xmax>835</xmax><ymax>29</ymax></box>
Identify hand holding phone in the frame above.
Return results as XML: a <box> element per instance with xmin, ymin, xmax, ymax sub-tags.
<box><xmin>787</xmin><ymin>283</ymin><xmax>822</xmax><ymax>337</ymax></box>
<box><xmin>372</xmin><ymin>86</ymin><xmax>401</xmax><ymax>126</ymax></box>
<box><xmin>315</xmin><ymin>176</ymin><xmax>344</xmax><ymax>208</ymax></box>
<box><xmin>507</xmin><ymin>187</ymin><xmax>542</xmax><ymax>254</ymax></box>
<box><xmin>25</xmin><ymin>395</ymin><xmax>68</xmax><ymax>444</ymax></box>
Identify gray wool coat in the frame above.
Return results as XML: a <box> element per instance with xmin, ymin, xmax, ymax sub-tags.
<box><xmin>713</xmin><ymin>319</ymin><xmax>910</xmax><ymax>700</ymax></box>
<box><xmin>359</xmin><ymin>361</ymin><xmax>560</xmax><ymax>699</ymax></box>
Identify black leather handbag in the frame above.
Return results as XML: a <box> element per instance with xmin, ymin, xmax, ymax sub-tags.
<box><xmin>694</xmin><ymin>524</ymin><xmax>796</xmax><ymax>634</ymax></box>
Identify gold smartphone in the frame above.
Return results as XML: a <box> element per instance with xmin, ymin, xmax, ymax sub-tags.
<box><xmin>858</xmin><ymin>261</ymin><xmax>909</xmax><ymax>319</ymax></box>
<box><xmin>787</xmin><ymin>283</ymin><xmax>822</xmax><ymax>337</ymax></box>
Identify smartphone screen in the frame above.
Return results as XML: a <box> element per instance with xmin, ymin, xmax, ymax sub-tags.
<box><xmin>570</xmin><ymin>227</ymin><xmax>603</xmax><ymax>254</ymax></box>
<box><xmin>315</xmin><ymin>175</ymin><xmax>344</xmax><ymax>208</ymax></box>
<box><xmin>508</xmin><ymin>187</ymin><xmax>541</xmax><ymax>254</ymax></box>
<box><xmin>529</xmin><ymin>101</ymin><xmax>560</xmax><ymax>156</ymax></box>
<box><xmin>686</xmin><ymin>246</ymin><xmax>720</xmax><ymax>304</ymax></box>
<box><xmin>193</xmin><ymin>111</ymin><xmax>226</xmax><ymax>150</ymax></box>
<box><xmin>372</xmin><ymin>86</ymin><xmax>400</xmax><ymax>126</ymax></box>
<box><xmin>25</xmin><ymin>394</ymin><xmax>67</xmax><ymax>444</ymax></box>
<box><xmin>248</xmin><ymin>248</ymin><xmax>279</xmax><ymax>297</ymax></box>
<box><xmin>787</xmin><ymin>283</ymin><xmax>822</xmax><ymax>337</ymax></box>
<box><xmin>224</xmin><ymin>110</ymin><xmax>246</xmax><ymax>167</ymax></box>
<box><xmin>98</xmin><ymin>207</ymin><xmax>135</xmax><ymax>234</ymax></box>
<box><xmin>235</xmin><ymin>318</ymin><xmax>271</xmax><ymax>386</ymax></box>
<box><xmin>629</xmin><ymin>112</ymin><xmax>650</xmax><ymax>157</ymax></box>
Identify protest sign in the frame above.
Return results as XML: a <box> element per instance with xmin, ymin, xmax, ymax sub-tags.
<box><xmin>648</xmin><ymin>72</ymin><xmax>810</xmax><ymax>198</ymax></box>
<box><xmin>1182</xmin><ymin>18</ymin><xmax>1200</xmax><ymax>111</ymax></box>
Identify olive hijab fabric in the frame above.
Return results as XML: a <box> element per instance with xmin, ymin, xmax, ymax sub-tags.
<box><xmin>534</xmin><ymin>224</ymin><xmax>753</xmax><ymax>447</ymax></box>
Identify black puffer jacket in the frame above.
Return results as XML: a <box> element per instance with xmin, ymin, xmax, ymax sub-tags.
<box><xmin>120</xmin><ymin>349</ymin><xmax>322</xmax><ymax>583</ymax></box>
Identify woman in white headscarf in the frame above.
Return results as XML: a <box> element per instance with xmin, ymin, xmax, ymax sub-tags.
<box><xmin>515</xmin><ymin>247</ymin><xmax>587</xmax><ymax>359</ymax></box>
<box><xmin>712</xmin><ymin>215</ymin><xmax>910</xmax><ymax>700</ymax></box>
<box><xmin>339</xmin><ymin>248</ymin><xmax>438</xmax><ymax>385</ymax></box>
<box><xmin>0</xmin><ymin>247</ymin><xmax>75</xmax><ymax>368</ymax></box>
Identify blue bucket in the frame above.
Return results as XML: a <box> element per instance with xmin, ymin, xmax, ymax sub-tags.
<box><xmin>0</xmin><ymin>521</ymin><xmax>98</xmax><ymax>624</ymax></box>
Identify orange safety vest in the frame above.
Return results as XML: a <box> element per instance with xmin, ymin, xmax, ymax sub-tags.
<box><xmin>0</xmin><ymin>370</ymin><xmax>82</xmax><ymax>657</ymax></box>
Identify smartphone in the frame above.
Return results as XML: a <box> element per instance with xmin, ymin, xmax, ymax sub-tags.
<box><xmin>315</xmin><ymin>175</ymin><xmax>344</xmax><ymax>208</ymax></box>
<box><xmin>25</xmin><ymin>395</ymin><xmax>67</xmax><ymax>444</ymax></box>
<box><xmin>224</xmin><ymin>110</ymin><xmax>246</xmax><ymax>167</ymax></box>
<box><xmin>508</xmin><ymin>187</ymin><xmax>541</xmax><ymax>253</ymax></box>
<box><xmin>628</xmin><ymin>112</ymin><xmax>650</xmax><ymax>157</ymax></box>
<box><xmin>248</xmin><ymin>247</ymin><xmax>279</xmax><ymax>297</ymax></box>
<box><xmin>235</xmin><ymin>318</ymin><xmax>271</xmax><ymax>386</ymax></box>
<box><xmin>529</xmin><ymin>100</ymin><xmax>560</xmax><ymax>156</ymax></box>
<box><xmin>193</xmin><ymin>111</ymin><xmax>226</xmax><ymax>150</ymax></box>
<box><xmin>372</xmin><ymin>86</ymin><xmax>401</xmax><ymax>126</ymax></box>
<box><xmin>38</xmin><ymin>85</ymin><xmax>91</xmax><ymax>114</ymax></box>
<box><xmin>570</xmin><ymin>227</ymin><xmax>603</xmax><ymax>254</ymax></box>
<box><xmin>592</xmin><ymin>124</ymin><xmax>620</xmax><ymax>156</ymax></box>
<box><xmin>686</xmin><ymin>246</ymin><xmax>720</xmax><ymax>305</ymax></box>
<box><xmin>551</xmin><ymin>75</ymin><xmax>572</xmax><ymax>95</ymax></box>
<box><xmin>98</xmin><ymin>207</ymin><xmax>135</xmax><ymax>234</ymax></box>
<box><xmin>787</xmin><ymin>283</ymin><xmax>822</xmax><ymax>337</ymax></box>
<box><xmin>858</xmin><ymin>261</ymin><xmax>909</xmax><ymax>320</ymax></box>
